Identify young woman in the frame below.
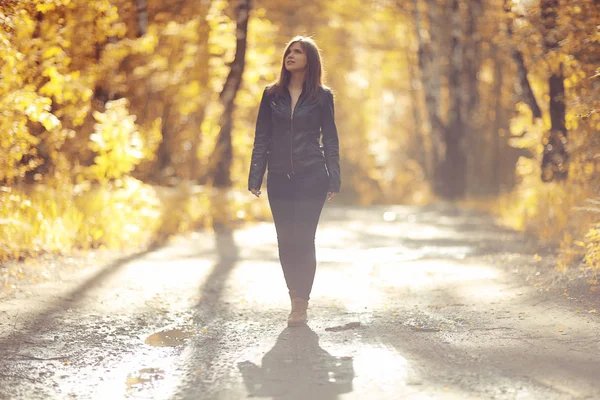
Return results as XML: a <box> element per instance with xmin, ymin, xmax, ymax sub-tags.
<box><xmin>248</xmin><ymin>36</ymin><xmax>341</xmax><ymax>327</ymax></box>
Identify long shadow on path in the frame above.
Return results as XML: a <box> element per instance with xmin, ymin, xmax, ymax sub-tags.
<box><xmin>193</xmin><ymin>222</ymin><xmax>240</xmax><ymax>324</ymax></box>
<box><xmin>237</xmin><ymin>327</ymin><xmax>355</xmax><ymax>400</ymax></box>
<box><xmin>0</xmin><ymin>245</ymin><xmax>162</xmax><ymax>351</ymax></box>
<box><xmin>168</xmin><ymin>223</ymin><xmax>243</xmax><ymax>399</ymax></box>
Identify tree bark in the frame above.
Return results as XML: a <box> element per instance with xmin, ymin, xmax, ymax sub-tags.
<box><xmin>462</xmin><ymin>0</ymin><xmax>482</xmax><ymax>195</ymax></box>
<box><xmin>503</xmin><ymin>0</ymin><xmax>542</xmax><ymax>121</ymax></box>
<box><xmin>209</xmin><ymin>0</ymin><xmax>252</xmax><ymax>188</ymax></box>
<box><xmin>491</xmin><ymin>47</ymin><xmax>504</xmax><ymax>193</ymax></box>
<box><xmin>436</xmin><ymin>0</ymin><xmax>466</xmax><ymax>199</ymax></box>
<box><xmin>134</xmin><ymin>0</ymin><xmax>148</xmax><ymax>37</ymax></box>
<box><xmin>411</xmin><ymin>0</ymin><xmax>444</xmax><ymax>182</ymax></box>
<box><xmin>540</xmin><ymin>0</ymin><xmax>568</xmax><ymax>182</ymax></box>
<box><xmin>154</xmin><ymin>103</ymin><xmax>173</xmax><ymax>181</ymax></box>
<box><xmin>190</xmin><ymin>3</ymin><xmax>213</xmax><ymax>182</ymax></box>
<box><xmin>462</xmin><ymin>0</ymin><xmax>482</xmax><ymax>119</ymax></box>
<box><xmin>407</xmin><ymin>49</ymin><xmax>427</xmax><ymax>178</ymax></box>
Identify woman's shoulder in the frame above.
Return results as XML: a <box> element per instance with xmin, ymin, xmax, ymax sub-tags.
<box><xmin>319</xmin><ymin>85</ymin><xmax>335</xmax><ymax>101</ymax></box>
<box><xmin>264</xmin><ymin>83</ymin><xmax>279</xmax><ymax>97</ymax></box>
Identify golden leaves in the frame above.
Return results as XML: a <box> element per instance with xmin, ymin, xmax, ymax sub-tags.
<box><xmin>137</xmin><ymin>30</ymin><xmax>160</xmax><ymax>54</ymax></box>
<box><xmin>35</xmin><ymin>0</ymin><xmax>73</xmax><ymax>14</ymax></box>
<box><xmin>86</xmin><ymin>98</ymin><xmax>148</xmax><ymax>183</ymax></box>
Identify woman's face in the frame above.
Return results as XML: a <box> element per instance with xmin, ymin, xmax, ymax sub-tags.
<box><xmin>284</xmin><ymin>42</ymin><xmax>307</xmax><ymax>72</ymax></box>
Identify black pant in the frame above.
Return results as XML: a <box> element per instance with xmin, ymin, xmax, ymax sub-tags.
<box><xmin>267</xmin><ymin>164</ymin><xmax>330</xmax><ymax>300</ymax></box>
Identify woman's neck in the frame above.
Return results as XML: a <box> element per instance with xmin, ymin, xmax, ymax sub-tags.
<box><xmin>288</xmin><ymin>71</ymin><xmax>305</xmax><ymax>90</ymax></box>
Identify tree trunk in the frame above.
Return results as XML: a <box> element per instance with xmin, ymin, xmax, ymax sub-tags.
<box><xmin>463</xmin><ymin>0</ymin><xmax>482</xmax><ymax>195</ymax></box>
<box><xmin>134</xmin><ymin>0</ymin><xmax>148</xmax><ymax>37</ymax></box>
<box><xmin>407</xmin><ymin>49</ymin><xmax>427</xmax><ymax>178</ymax></box>
<box><xmin>540</xmin><ymin>0</ymin><xmax>568</xmax><ymax>182</ymax></box>
<box><xmin>436</xmin><ymin>0</ymin><xmax>466</xmax><ymax>199</ymax></box>
<box><xmin>209</xmin><ymin>0</ymin><xmax>252</xmax><ymax>188</ymax></box>
<box><xmin>411</xmin><ymin>0</ymin><xmax>444</xmax><ymax>182</ymax></box>
<box><xmin>190</xmin><ymin>4</ymin><xmax>213</xmax><ymax>182</ymax></box>
<box><xmin>503</xmin><ymin>0</ymin><xmax>542</xmax><ymax>121</ymax></box>
<box><xmin>541</xmin><ymin>64</ymin><xmax>568</xmax><ymax>181</ymax></box>
<box><xmin>154</xmin><ymin>103</ymin><xmax>173</xmax><ymax>181</ymax></box>
<box><xmin>462</xmin><ymin>0</ymin><xmax>482</xmax><ymax>120</ymax></box>
<box><xmin>491</xmin><ymin>47</ymin><xmax>504</xmax><ymax>193</ymax></box>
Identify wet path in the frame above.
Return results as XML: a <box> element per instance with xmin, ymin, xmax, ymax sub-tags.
<box><xmin>1</xmin><ymin>204</ymin><xmax>599</xmax><ymax>399</ymax></box>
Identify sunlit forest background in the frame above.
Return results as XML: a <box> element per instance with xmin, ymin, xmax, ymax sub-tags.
<box><xmin>0</xmin><ymin>0</ymin><xmax>598</xmax><ymax>276</ymax></box>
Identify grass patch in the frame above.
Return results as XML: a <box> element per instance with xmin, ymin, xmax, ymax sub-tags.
<box><xmin>0</xmin><ymin>177</ymin><xmax>270</xmax><ymax>262</ymax></box>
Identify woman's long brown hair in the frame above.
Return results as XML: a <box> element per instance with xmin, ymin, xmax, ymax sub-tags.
<box><xmin>267</xmin><ymin>36</ymin><xmax>324</xmax><ymax>102</ymax></box>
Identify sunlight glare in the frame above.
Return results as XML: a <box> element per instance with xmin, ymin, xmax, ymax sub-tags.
<box><xmin>383</xmin><ymin>211</ymin><xmax>397</xmax><ymax>221</ymax></box>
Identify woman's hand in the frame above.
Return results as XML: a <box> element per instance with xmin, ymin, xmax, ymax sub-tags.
<box><xmin>327</xmin><ymin>192</ymin><xmax>338</xmax><ymax>202</ymax></box>
<box><xmin>250</xmin><ymin>188</ymin><xmax>261</xmax><ymax>198</ymax></box>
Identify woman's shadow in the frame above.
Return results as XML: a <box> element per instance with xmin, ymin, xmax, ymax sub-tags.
<box><xmin>238</xmin><ymin>327</ymin><xmax>354</xmax><ymax>399</ymax></box>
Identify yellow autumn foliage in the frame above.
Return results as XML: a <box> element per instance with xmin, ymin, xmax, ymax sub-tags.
<box><xmin>0</xmin><ymin>0</ymin><xmax>597</xmax><ymax>277</ymax></box>
<box><xmin>85</xmin><ymin>98</ymin><xmax>160</xmax><ymax>183</ymax></box>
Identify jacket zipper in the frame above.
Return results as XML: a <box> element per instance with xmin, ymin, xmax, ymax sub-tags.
<box><xmin>289</xmin><ymin>94</ymin><xmax>300</xmax><ymax>177</ymax></box>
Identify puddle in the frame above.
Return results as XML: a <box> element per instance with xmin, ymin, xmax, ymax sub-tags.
<box><xmin>125</xmin><ymin>368</ymin><xmax>165</xmax><ymax>391</ymax></box>
<box><xmin>144</xmin><ymin>328</ymin><xmax>196</xmax><ymax>347</ymax></box>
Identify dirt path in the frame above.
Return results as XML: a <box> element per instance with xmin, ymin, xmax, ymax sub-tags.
<box><xmin>0</xmin><ymin>203</ymin><xmax>599</xmax><ymax>400</ymax></box>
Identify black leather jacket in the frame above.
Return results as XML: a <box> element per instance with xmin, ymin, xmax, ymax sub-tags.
<box><xmin>248</xmin><ymin>85</ymin><xmax>341</xmax><ymax>192</ymax></box>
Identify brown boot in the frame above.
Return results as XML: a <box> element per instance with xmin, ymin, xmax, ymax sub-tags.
<box><xmin>288</xmin><ymin>292</ymin><xmax>308</xmax><ymax>327</ymax></box>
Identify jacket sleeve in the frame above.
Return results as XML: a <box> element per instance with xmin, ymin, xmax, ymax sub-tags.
<box><xmin>248</xmin><ymin>88</ymin><xmax>272</xmax><ymax>190</ymax></box>
<box><xmin>322</xmin><ymin>89</ymin><xmax>341</xmax><ymax>192</ymax></box>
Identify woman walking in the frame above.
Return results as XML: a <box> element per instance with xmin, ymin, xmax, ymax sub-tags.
<box><xmin>248</xmin><ymin>36</ymin><xmax>341</xmax><ymax>327</ymax></box>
